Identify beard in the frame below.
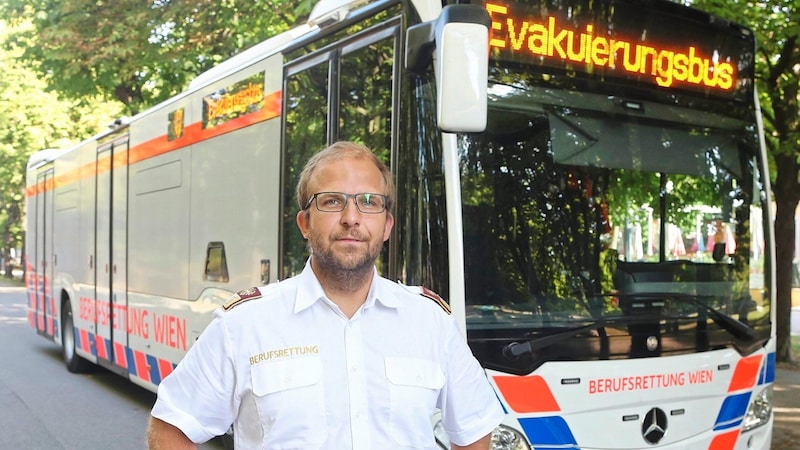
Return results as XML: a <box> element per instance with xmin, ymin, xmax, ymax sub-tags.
<box><xmin>308</xmin><ymin>230</ymin><xmax>382</xmax><ymax>289</ymax></box>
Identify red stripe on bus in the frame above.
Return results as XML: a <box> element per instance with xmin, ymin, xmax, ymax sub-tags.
<box><xmin>157</xmin><ymin>358</ymin><xmax>174</xmax><ymax>380</ymax></box>
<box><xmin>728</xmin><ymin>354</ymin><xmax>762</xmax><ymax>392</ymax></box>
<box><xmin>493</xmin><ymin>375</ymin><xmax>561</xmax><ymax>413</ymax></box>
<box><xmin>133</xmin><ymin>350</ymin><xmax>151</xmax><ymax>383</ymax></box>
<box><xmin>79</xmin><ymin>328</ymin><xmax>91</xmax><ymax>354</ymax></box>
<box><xmin>114</xmin><ymin>342</ymin><xmax>128</xmax><ymax>369</ymax></box>
<box><xmin>95</xmin><ymin>335</ymin><xmax>108</xmax><ymax>360</ymax></box>
<box><xmin>707</xmin><ymin>429</ymin><xmax>739</xmax><ymax>450</ymax></box>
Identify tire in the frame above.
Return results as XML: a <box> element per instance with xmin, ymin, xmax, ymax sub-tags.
<box><xmin>62</xmin><ymin>300</ymin><xmax>93</xmax><ymax>373</ymax></box>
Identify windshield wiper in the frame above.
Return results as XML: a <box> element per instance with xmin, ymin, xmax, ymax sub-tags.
<box><xmin>501</xmin><ymin>292</ymin><xmax>760</xmax><ymax>359</ymax></box>
<box><xmin>660</xmin><ymin>292</ymin><xmax>759</xmax><ymax>342</ymax></box>
<box><xmin>503</xmin><ymin>320</ymin><xmax>611</xmax><ymax>358</ymax></box>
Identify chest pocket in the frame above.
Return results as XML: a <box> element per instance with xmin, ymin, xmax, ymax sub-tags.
<box><xmin>251</xmin><ymin>357</ymin><xmax>327</xmax><ymax>448</ymax></box>
<box><xmin>385</xmin><ymin>357</ymin><xmax>444</xmax><ymax>447</ymax></box>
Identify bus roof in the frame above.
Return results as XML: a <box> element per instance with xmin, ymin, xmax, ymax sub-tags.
<box><xmin>188</xmin><ymin>0</ymin><xmax>377</xmax><ymax>91</ymax></box>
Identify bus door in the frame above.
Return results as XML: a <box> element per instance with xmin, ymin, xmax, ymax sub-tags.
<box><xmin>32</xmin><ymin>168</ymin><xmax>55</xmax><ymax>338</ymax></box>
<box><xmin>95</xmin><ymin>135</ymin><xmax>129</xmax><ymax>372</ymax></box>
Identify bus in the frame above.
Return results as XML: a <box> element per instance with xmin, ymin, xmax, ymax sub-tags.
<box><xmin>25</xmin><ymin>0</ymin><xmax>775</xmax><ymax>448</ymax></box>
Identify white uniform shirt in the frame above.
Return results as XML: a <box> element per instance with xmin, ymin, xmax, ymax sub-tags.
<box><xmin>151</xmin><ymin>261</ymin><xmax>505</xmax><ymax>449</ymax></box>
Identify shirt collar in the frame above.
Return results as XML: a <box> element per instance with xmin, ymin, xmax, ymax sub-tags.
<box><xmin>294</xmin><ymin>258</ymin><xmax>404</xmax><ymax>313</ymax></box>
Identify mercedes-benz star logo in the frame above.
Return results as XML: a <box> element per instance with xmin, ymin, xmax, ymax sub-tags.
<box><xmin>641</xmin><ymin>407</ymin><xmax>667</xmax><ymax>444</ymax></box>
<box><xmin>646</xmin><ymin>335</ymin><xmax>659</xmax><ymax>352</ymax></box>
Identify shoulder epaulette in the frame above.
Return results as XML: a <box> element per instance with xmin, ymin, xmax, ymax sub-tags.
<box><xmin>223</xmin><ymin>287</ymin><xmax>263</xmax><ymax>311</ymax></box>
<box><xmin>420</xmin><ymin>286</ymin><xmax>451</xmax><ymax>314</ymax></box>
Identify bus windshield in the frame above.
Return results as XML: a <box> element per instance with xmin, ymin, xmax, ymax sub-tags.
<box><xmin>460</xmin><ymin>77</ymin><xmax>770</xmax><ymax>375</ymax></box>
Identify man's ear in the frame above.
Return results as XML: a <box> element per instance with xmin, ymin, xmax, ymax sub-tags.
<box><xmin>296</xmin><ymin>210</ymin><xmax>310</xmax><ymax>239</ymax></box>
<box><xmin>383</xmin><ymin>212</ymin><xmax>394</xmax><ymax>241</ymax></box>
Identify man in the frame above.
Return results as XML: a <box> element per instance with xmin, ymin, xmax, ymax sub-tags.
<box><xmin>147</xmin><ymin>141</ymin><xmax>505</xmax><ymax>449</ymax></box>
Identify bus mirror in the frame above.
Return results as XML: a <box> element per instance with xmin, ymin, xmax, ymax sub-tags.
<box><xmin>405</xmin><ymin>5</ymin><xmax>491</xmax><ymax>133</ymax></box>
<box><xmin>435</xmin><ymin>20</ymin><xmax>489</xmax><ymax>132</ymax></box>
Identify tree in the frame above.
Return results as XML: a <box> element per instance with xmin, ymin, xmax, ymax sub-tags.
<box><xmin>1</xmin><ymin>0</ymin><xmax>306</xmax><ymax>115</ymax></box>
<box><xmin>0</xmin><ymin>0</ymin><xmax>309</xmax><ymax>279</ymax></box>
<box><xmin>689</xmin><ymin>0</ymin><xmax>800</xmax><ymax>362</ymax></box>
<box><xmin>0</xmin><ymin>20</ymin><xmax>124</xmax><ymax>278</ymax></box>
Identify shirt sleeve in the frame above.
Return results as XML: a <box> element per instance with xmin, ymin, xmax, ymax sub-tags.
<box><xmin>150</xmin><ymin>308</ymin><xmax>238</xmax><ymax>443</ymax></box>
<box><xmin>438</xmin><ymin>316</ymin><xmax>505</xmax><ymax>447</ymax></box>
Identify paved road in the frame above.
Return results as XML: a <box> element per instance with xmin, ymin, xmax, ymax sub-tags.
<box><xmin>773</xmin><ymin>306</ymin><xmax>800</xmax><ymax>449</ymax></box>
<box><xmin>773</xmin><ymin>365</ymin><xmax>800</xmax><ymax>450</ymax></box>
<box><xmin>0</xmin><ymin>284</ymin><xmax>224</xmax><ymax>449</ymax></box>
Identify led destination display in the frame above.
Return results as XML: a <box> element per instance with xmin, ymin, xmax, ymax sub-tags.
<box><xmin>480</xmin><ymin>0</ymin><xmax>753</xmax><ymax>101</ymax></box>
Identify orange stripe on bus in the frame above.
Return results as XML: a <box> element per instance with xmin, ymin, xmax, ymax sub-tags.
<box><xmin>707</xmin><ymin>429</ymin><xmax>739</xmax><ymax>450</ymax></box>
<box><xmin>493</xmin><ymin>375</ymin><xmax>561</xmax><ymax>413</ymax></box>
<box><xmin>728</xmin><ymin>354</ymin><xmax>763</xmax><ymax>392</ymax></box>
<box><xmin>26</xmin><ymin>90</ymin><xmax>282</xmax><ymax>197</ymax></box>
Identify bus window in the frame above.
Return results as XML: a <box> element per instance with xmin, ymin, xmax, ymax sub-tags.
<box><xmin>282</xmin><ymin>61</ymin><xmax>329</xmax><ymax>279</ymax></box>
<box><xmin>203</xmin><ymin>241</ymin><xmax>229</xmax><ymax>283</ymax></box>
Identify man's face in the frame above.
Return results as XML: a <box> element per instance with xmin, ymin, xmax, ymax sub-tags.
<box><xmin>296</xmin><ymin>156</ymin><xmax>394</xmax><ymax>275</ymax></box>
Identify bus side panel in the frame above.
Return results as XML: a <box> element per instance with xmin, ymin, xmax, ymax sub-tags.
<box><xmin>123</xmin><ymin>98</ymin><xmax>194</xmax><ymax>382</ymax></box>
<box><xmin>71</xmin><ymin>140</ymin><xmax>99</xmax><ymax>364</ymax></box>
<box><xmin>121</xmin><ymin>55</ymin><xmax>285</xmax><ymax>389</ymax></box>
<box><xmin>24</xmin><ymin>165</ymin><xmax>37</xmax><ymax>329</ymax></box>
<box><xmin>127</xmin><ymin>141</ymin><xmax>191</xmax><ymax>301</ymax></box>
<box><xmin>187</xmin><ymin>53</ymin><xmax>284</xmax><ymax>302</ymax></box>
<box><xmin>26</xmin><ymin>165</ymin><xmax>53</xmax><ymax>337</ymax></box>
<box><xmin>51</xmin><ymin>146</ymin><xmax>85</xmax><ymax>347</ymax></box>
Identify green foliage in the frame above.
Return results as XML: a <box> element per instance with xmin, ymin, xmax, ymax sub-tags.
<box><xmin>0</xmin><ymin>19</ymin><xmax>124</xmax><ymax>272</ymax></box>
<box><xmin>1</xmin><ymin>0</ymin><xmax>305</xmax><ymax>115</ymax></box>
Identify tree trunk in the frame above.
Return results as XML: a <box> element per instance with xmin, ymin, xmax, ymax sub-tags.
<box><xmin>2</xmin><ymin>215</ymin><xmax>11</xmax><ymax>280</ymax></box>
<box><xmin>773</xmin><ymin>152</ymin><xmax>800</xmax><ymax>363</ymax></box>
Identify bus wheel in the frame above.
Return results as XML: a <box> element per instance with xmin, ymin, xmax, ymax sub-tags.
<box><xmin>61</xmin><ymin>300</ymin><xmax>93</xmax><ymax>373</ymax></box>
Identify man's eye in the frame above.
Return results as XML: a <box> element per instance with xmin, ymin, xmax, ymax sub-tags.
<box><xmin>322</xmin><ymin>197</ymin><xmax>342</xmax><ymax>206</ymax></box>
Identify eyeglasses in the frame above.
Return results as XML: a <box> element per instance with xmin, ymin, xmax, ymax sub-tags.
<box><xmin>304</xmin><ymin>192</ymin><xmax>388</xmax><ymax>214</ymax></box>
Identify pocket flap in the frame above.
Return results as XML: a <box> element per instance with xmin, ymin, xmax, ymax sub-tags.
<box><xmin>385</xmin><ymin>357</ymin><xmax>444</xmax><ymax>389</ymax></box>
<box><xmin>252</xmin><ymin>357</ymin><xmax>322</xmax><ymax>396</ymax></box>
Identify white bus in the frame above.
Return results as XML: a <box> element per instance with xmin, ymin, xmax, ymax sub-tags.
<box><xmin>26</xmin><ymin>0</ymin><xmax>776</xmax><ymax>448</ymax></box>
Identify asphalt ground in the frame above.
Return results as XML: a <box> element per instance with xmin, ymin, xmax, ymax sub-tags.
<box><xmin>773</xmin><ymin>363</ymin><xmax>800</xmax><ymax>449</ymax></box>
<box><xmin>773</xmin><ymin>305</ymin><xmax>800</xmax><ymax>449</ymax></box>
<box><xmin>2</xmin><ymin>273</ymin><xmax>798</xmax><ymax>449</ymax></box>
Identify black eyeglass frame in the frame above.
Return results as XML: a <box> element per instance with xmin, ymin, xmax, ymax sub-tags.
<box><xmin>303</xmin><ymin>192</ymin><xmax>389</xmax><ymax>214</ymax></box>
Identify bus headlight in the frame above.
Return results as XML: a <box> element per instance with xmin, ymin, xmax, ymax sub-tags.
<box><xmin>434</xmin><ymin>421</ymin><xmax>531</xmax><ymax>450</ymax></box>
<box><xmin>490</xmin><ymin>425</ymin><xmax>532</xmax><ymax>450</ymax></box>
<box><xmin>741</xmin><ymin>384</ymin><xmax>773</xmax><ymax>432</ymax></box>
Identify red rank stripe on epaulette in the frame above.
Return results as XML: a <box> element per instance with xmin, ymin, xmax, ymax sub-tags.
<box><xmin>223</xmin><ymin>287</ymin><xmax>262</xmax><ymax>311</ymax></box>
<box><xmin>238</xmin><ymin>287</ymin><xmax>261</xmax><ymax>300</ymax></box>
<box><xmin>421</xmin><ymin>286</ymin><xmax>451</xmax><ymax>314</ymax></box>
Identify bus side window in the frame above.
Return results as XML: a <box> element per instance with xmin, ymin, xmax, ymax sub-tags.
<box><xmin>204</xmin><ymin>241</ymin><xmax>229</xmax><ymax>282</ymax></box>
